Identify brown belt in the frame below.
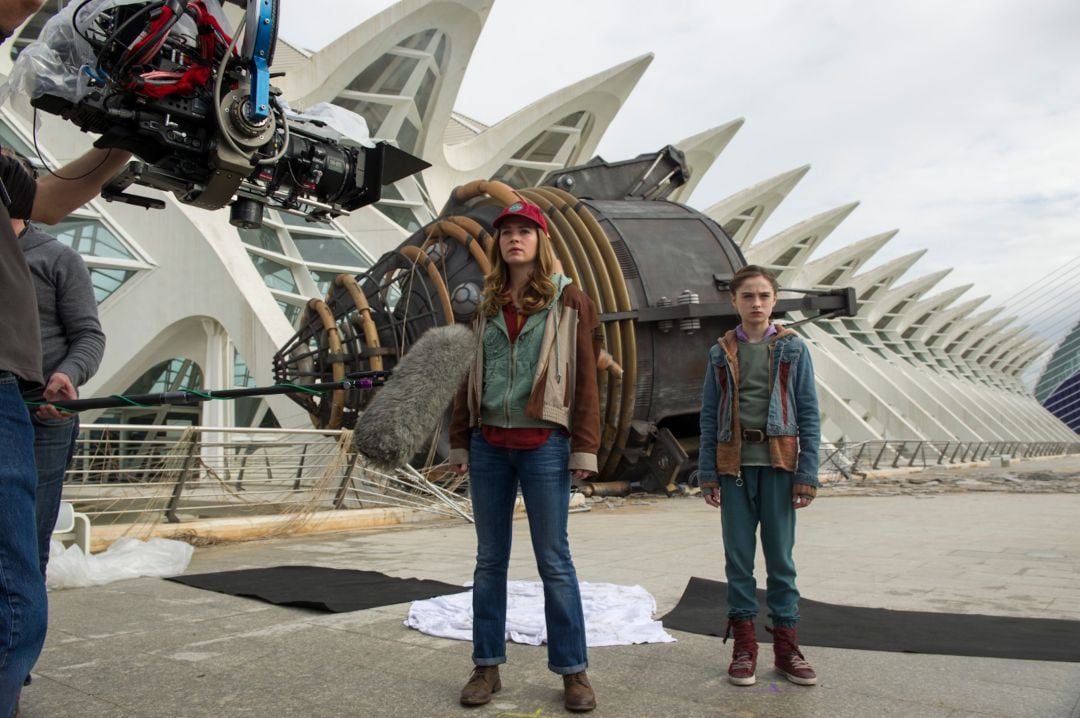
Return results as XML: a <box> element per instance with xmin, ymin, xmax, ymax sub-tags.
<box><xmin>741</xmin><ymin>428</ymin><xmax>767</xmax><ymax>443</ymax></box>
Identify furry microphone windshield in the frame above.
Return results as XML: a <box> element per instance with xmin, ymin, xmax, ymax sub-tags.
<box><xmin>352</xmin><ymin>323</ymin><xmax>475</xmax><ymax>469</ymax></box>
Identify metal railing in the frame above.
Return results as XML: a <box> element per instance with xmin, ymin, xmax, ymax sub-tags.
<box><xmin>63</xmin><ymin>426</ymin><xmax>1080</xmax><ymax>524</ymax></box>
<box><xmin>817</xmin><ymin>440</ymin><xmax>1080</xmax><ymax>483</ymax></box>
<box><xmin>64</xmin><ymin>424</ymin><xmax>470</xmax><ymax>525</ymax></box>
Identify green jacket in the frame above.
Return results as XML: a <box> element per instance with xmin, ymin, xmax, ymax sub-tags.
<box><xmin>450</xmin><ymin>274</ymin><xmax>602</xmax><ymax>472</ymax></box>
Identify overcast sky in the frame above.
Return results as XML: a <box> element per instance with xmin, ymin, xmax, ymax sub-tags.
<box><xmin>279</xmin><ymin>0</ymin><xmax>1080</xmax><ymax>335</ymax></box>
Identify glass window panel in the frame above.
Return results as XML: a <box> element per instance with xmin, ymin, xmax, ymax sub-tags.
<box><xmin>233</xmin><ymin>350</ymin><xmax>255</xmax><ymax>387</ymax></box>
<box><xmin>379</xmin><ymin>182</ymin><xmax>404</xmax><ymax>201</ymax></box>
<box><xmin>347</xmin><ymin>54</ymin><xmax>392</xmax><ymax>92</ymax></box>
<box><xmin>49</xmin><ymin>219</ymin><xmax>134</xmax><ymax>260</ymax></box>
<box><xmin>400</xmin><ymin>29</ymin><xmax>436</xmax><ymax>51</ymax></box>
<box><xmin>290</xmin><ymin>233</ymin><xmax>369</xmax><ymax>267</ymax></box>
<box><xmin>276</xmin><ymin>211</ymin><xmax>324</xmax><ymax>228</ymax></box>
<box><xmin>513</xmin><ymin>130</ymin><xmax>561</xmax><ymax>162</ymax></box>
<box><xmin>310</xmin><ymin>270</ymin><xmax>341</xmax><ymax>296</ymax></box>
<box><xmin>415</xmin><ymin>68</ymin><xmax>437</xmax><ymax>119</ymax></box>
<box><xmin>861</xmin><ymin>285</ymin><xmax>882</xmax><ymax>301</ymax></box>
<box><xmin>347</xmin><ymin>54</ymin><xmax>419</xmax><ymax>95</ymax></box>
<box><xmin>821</xmin><ymin>268</ymin><xmax>846</xmax><ymax>285</ymax></box>
<box><xmin>89</xmin><ymin>268</ymin><xmax>134</xmax><ymax>304</ymax></box>
<box><xmin>233</xmin><ymin>397</ymin><xmax>262</xmax><ymax>427</ymax></box>
<box><xmin>335</xmin><ymin>98</ymin><xmax>392</xmax><ymax>134</ymax></box>
<box><xmin>250</xmin><ymin>254</ymin><xmax>298</xmax><ymax>292</ymax></box>
<box><xmin>554</xmin><ymin>112</ymin><xmax>583</xmax><ymax>128</ymax></box>
<box><xmin>397</xmin><ymin>118</ymin><xmax>419</xmax><ymax>154</ymax></box>
<box><xmin>277</xmin><ymin>300</ymin><xmax>302</xmax><ymax>324</ymax></box>
<box><xmin>127</xmin><ymin>358</ymin><xmax>203</xmax><ymax>394</ymax></box>
<box><xmin>722</xmin><ymin>217</ymin><xmax>747</xmax><ymax>239</ymax></box>
<box><xmin>238</xmin><ymin>226</ymin><xmax>284</xmax><ymax>254</ymax></box>
<box><xmin>774</xmin><ymin>247</ymin><xmax>801</xmax><ymax>267</ymax></box>
<box><xmin>491</xmin><ymin>164</ymin><xmax>545</xmax><ymax>189</ymax></box>
<box><xmin>376</xmin><ymin>203</ymin><xmax>421</xmax><ymax>233</ymax></box>
<box><xmin>0</xmin><ymin>121</ymin><xmax>36</xmax><ymax>158</ymax></box>
<box><xmin>434</xmin><ymin>34</ymin><xmax>448</xmax><ymax>68</ymax></box>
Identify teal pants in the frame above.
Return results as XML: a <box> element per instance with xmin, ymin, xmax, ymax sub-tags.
<box><xmin>720</xmin><ymin>466</ymin><xmax>799</xmax><ymax>626</ymax></box>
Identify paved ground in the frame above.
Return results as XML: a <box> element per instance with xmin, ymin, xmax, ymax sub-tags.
<box><xmin>21</xmin><ymin>457</ymin><xmax>1080</xmax><ymax>717</ymax></box>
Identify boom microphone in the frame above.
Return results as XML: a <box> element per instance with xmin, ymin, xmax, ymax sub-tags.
<box><xmin>352</xmin><ymin>324</ymin><xmax>475</xmax><ymax>469</ymax></box>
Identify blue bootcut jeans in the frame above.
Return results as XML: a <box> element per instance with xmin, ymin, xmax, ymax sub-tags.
<box><xmin>0</xmin><ymin>374</ymin><xmax>48</xmax><ymax>717</ymax></box>
<box><xmin>468</xmin><ymin>430</ymin><xmax>588</xmax><ymax>675</ymax></box>
<box><xmin>31</xmin><ymin>414</ymin><xmax>80</xmax><ymax>576</ymax></box>
<box><xmin>720</xmin><ymin>466</ymin><xmax>800</xmax><ymax>627</ymax></box>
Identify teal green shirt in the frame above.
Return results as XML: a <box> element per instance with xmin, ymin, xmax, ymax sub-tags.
<box><xmin>737</xmin><ymin>341</ymin><xmax>771</xmax><ymax>466</ymax></box>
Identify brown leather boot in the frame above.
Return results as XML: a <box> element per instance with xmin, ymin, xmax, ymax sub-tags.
<box><xmin>768</xmin><ymin>625</ymin><xmax>817</xmax><ymax>685</ymax></box>
<box><xmin>459</xmin><ymin>665</ymin><xmax>501</xmax><ymax>706</ymax></box>
<box><xmin>563</xmin><ymin>671</ymin><xmax>597</xmax><ymax>712</ymax></box>
<box><xmin>724</xmin><ymin>618</ymin><xmax>758</xmax><ymax>686</ymax></box>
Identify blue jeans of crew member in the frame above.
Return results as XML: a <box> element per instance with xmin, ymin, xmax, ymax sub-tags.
<box><xmin>31</xmin><ymin>414</ymin><xmax>80</xmax><ymax>576</ymax></box>
<box><xmin>468</xmin><ymin>430</ymin><xmax>588</xmax><ymax>675</ymax></box>
<box><xmin>721</xmin><ymin>466</ymin><xmax>800</xmax><ymax>627</ymax></box>
<box><xmin>0</xmin><ymin>373</ymin><xmax>48</xmax><ymax>717</ymax></box>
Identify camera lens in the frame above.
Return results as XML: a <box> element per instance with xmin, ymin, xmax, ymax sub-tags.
<box><xmin>230</xmin><ymin>198</ymin><xmax>264</xmax><ymax>229</ymax></box>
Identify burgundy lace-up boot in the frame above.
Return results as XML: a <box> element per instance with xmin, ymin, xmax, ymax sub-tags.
<box><xmin>724</xmin><ymin>618</ymin><xmax>758</xmax><ymax>686</ymax></box>
<box><xmin>767</xmin><ymin>625</ymin><xmax>818</xmax><ymax>685</ymax></box>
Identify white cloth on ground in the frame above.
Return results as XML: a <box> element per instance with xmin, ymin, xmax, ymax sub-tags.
<box><xmin>47</xmin><ymin>537</ymin><xmax>194</xmax><ymax>590</ymax></box>
<box><xmin>404</xmin><ymin>580</ymin><xmax>675</xmax><ymax>646</ymax></box>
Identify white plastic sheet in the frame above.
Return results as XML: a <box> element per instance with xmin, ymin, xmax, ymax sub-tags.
<box><xmin>1</xmin><ymin>0</ymin><xmax>228</xmax><ymax>107</ymax></box>
<box><xmin>284</xmin><ymin>101</ymin><xmax>375</xmax><ymax>148</ymax></box>
<box><xmin>405</xmin><ymin>580</ymin><xmax>675</xmax><ymax>647</ymax></box>
<box><xmin>46</xmin><ymin>537</ymin><xmax>194</xmax><ymax>590</ymax></box>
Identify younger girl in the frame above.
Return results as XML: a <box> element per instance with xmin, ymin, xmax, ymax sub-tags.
<box><xmin>698</xmin><ymin>264</ymin><xmax>821</xmax><ymax>687</ymax></box>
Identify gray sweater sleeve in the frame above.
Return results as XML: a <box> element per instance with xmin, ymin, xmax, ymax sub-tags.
<box><xmin>50</xmin><ymin>246</ymin><xmax>106</xmax><ymax>387</ymax></box>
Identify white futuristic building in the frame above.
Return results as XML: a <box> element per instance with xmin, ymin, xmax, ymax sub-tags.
<box><xmin>1</xmin><ymin>0</ymin><xmax>1075</xmax><ymax>447</ymax></box>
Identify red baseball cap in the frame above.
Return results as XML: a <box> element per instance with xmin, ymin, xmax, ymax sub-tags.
<box><xmin>493</xmin><ymin>200</ymin><xmax>548</xmax><ymax>234</ymax></box>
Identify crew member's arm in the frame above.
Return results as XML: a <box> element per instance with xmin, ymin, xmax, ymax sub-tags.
<box><xmin>31</xmin><ymin>149</ymin><xmax>132</xmax><ymax>223</ymax></box>
<box><xmin>51</xmin><ymin>248</ymin><xmax>106</xmax><ymax>379</ymax></box>
<box><xmin>0</xmin><ymin>0</ymin><xmax>45</xmax><ymax>40</ymax></box>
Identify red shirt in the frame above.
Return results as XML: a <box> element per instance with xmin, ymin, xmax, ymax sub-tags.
<box><xmin>481</xmin><ymin>303</ymin><xmax>555</xmax><ymax>450</ymax></box>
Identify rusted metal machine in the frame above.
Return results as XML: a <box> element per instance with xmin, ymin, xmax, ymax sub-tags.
<box><xmin>274</xmin><ymin>147</ymin><xmax>855</xmax><ymax>491</ymax></box>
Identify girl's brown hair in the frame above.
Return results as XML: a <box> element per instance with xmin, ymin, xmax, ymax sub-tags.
<box><xmin>480</xmin><ymin>223</ymin><xmax>558</xmax><ymax>317</ymax></box>
<box><xmin>729</xmin><ymin>264</ymin><xmax>779</xmax><ymax>295</ymax></box>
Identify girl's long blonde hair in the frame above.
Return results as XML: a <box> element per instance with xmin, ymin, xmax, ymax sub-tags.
<box><xmin>480</xmin><ymin>223</ymin><xmax>558</xmax><ymax>317</ymax></box>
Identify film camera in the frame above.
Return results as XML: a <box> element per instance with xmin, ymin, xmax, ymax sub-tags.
<box><xmin>10</xmin><ymin>0</ymin><xmax>428</xmax><ymax>227</ymax></box>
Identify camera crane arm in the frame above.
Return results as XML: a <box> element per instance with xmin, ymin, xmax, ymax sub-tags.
<box><xmin>15</xmin><ymin>0</ymin><xmax>429</xmax><ymax>227</ymax></box>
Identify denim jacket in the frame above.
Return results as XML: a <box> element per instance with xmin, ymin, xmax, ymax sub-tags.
<box><xmin>697</xmin><ymin>325</ymin><xmax>821</xmax><ymax>488</ymax></box>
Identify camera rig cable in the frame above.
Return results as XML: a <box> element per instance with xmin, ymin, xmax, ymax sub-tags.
<box><xmin>25</xmin><ymin>371</ymin><xmax>390</xmax><ymax>413</ymax></box>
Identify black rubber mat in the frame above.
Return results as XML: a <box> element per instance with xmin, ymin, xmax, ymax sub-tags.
<box><xmin>168</xmin><ymin>565</ymin><xmax>462</xmax><ymax>613</ymax></box>
<box><xmin>660</xmin><ymin>577</ymin><xmax>1080</xmax><ymax>662</ymax></box>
